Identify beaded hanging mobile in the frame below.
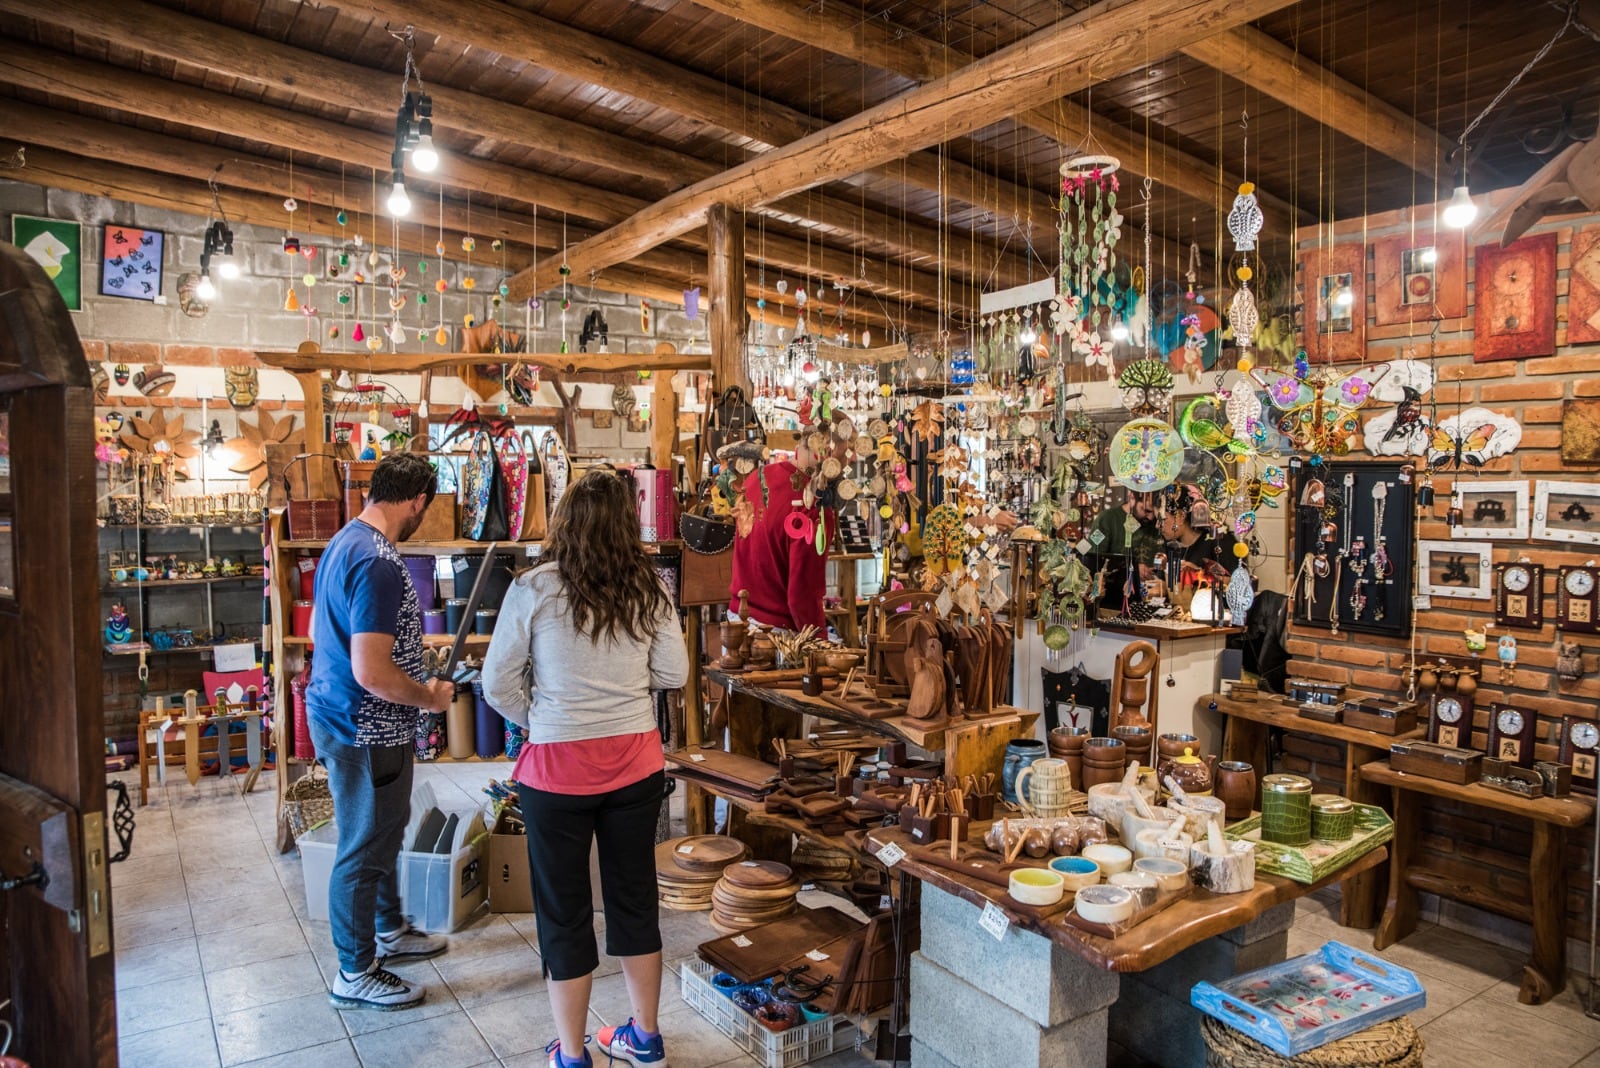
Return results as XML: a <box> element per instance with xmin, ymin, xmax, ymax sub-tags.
<box><xmin>1226</xmin><ymin>113</ymin><xmax>1263</xmax><ymax>365</ymax></box>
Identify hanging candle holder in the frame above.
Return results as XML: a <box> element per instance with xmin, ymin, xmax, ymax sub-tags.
<box><xmin>1058</xmin><ymin>154</ymin><xmax>1122</xmax><ymax>316</ymax></box>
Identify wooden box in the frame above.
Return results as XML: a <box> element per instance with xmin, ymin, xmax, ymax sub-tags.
<box><xmin>1389</xmin><ymin>740</ymin><xmax>1482</xmax><ymax>785</ymax></box>
<box><xmin>1296</xmin><ymin>704</ymin><xmax>1343</xmax><ymax>725</ymax></box>
<box><xmin>1342</xmin><ymin>700</ymin><xmax>1420</xmax><ymax>736</ymax></box>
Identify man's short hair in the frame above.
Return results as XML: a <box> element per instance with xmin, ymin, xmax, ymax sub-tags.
<box><xmin>367</xmin><ymin>453</ymin><xmax>437</xmax><ymax>505</ymax></box>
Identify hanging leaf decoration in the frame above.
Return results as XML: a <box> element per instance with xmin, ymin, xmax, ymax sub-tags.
<box><xmin>910</xmin><ymin>400</ymin><xmax>944</xmax><ymax>444</ymax></box>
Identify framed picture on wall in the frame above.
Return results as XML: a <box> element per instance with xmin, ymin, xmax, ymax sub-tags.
<box><xmin>12</xmin><ymin>214</ymin><xmax>82</xmax><ymax>311</ymax></box>
<box><xmin>1533</xmin><ymin>480</ymin><xmax>1600</xmax><ymax>545</ymax></box>
<box><xmin>1419</xmin><ymin>540</ymin><xmax>1493</xmax><ymax>600</ymax></box>
<box><xmin>1451</xmin><ymin>480</ymin><xmax>1529</xmax><ymax>540</ymax></box>
<box><xmin>1474</xmin><ymin>232</ymin><xmax>1557</xmax><ymax>362</ymax></box>
<box><xmin>1371</xmin><ymin>230</ymin><xmax>1466</xmax><ymax>325</ymax></box>
<box><xmin>1573</xmin><ymin>224</ymin><xmax>1600</xmax><ymax>346</ymax></box>
<box><xmin>1298</xmin><ymin>242</ymin><xmax>1366</xmax><ymax>363</ymax></box>
<box><xmin>99</xmin><ymin>224</ymin><xmax>164</xmax><ymax>301</ymax></box>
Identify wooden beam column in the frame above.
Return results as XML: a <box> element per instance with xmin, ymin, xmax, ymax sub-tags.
<box><xmin>708</xmin><ymin>204</ymin><xmax>749</xmax><ymax>396</ymax></box>
<box><xmin>651</xmin><ymin>373</ymin><xmax>678</xmax><ymax>472</ymax></box>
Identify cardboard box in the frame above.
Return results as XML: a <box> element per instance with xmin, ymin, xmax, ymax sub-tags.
<box><xmin>485</xmin><ymin>803</ymin><xmax>605</xmax><ymax>914</ymax></box>
<box><xmin>298</xmin><ymin>783</ymin><xmax>488</xmax><ymax>932</ymax></box>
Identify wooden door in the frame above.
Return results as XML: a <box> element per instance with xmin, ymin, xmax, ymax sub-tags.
<box><xmin>0</xmin><ymin>243</ymin><xmax>117</xmax><ymax>1065</ymax></box>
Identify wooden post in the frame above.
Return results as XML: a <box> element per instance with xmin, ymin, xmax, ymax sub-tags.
<box><xmin>651</xmin><ymin>372</ymin><xmax>677</xmax><ymax>472</ymax></box>
<box><xmin>707</xmin><ymin>203</ymin><xmax>748</xmax><ymax>396</ymax></box>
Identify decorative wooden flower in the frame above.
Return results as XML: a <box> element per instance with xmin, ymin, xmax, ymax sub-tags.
<box><xmin>120</xmin><ymin>410</ymin><xmax>201</xmax><ymax>479</ymax></box>
<box><xmin>910</xmin><ymin>400</ymin><xmax>944</xmax><ymax>444</ymax></box>
<box><xmin>227</xmin><ymin>409</ymin><xmax>304</xmax><ymax>488</ymax></box>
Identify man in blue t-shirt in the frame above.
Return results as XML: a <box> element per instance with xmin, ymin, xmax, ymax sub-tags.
<box><xmin>307</xmin><ymin>452</ymin><xmax>454</xmax><ymax>1012</ymax></box>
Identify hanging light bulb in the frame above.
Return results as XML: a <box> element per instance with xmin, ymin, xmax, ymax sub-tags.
<box><xmin>1111</xmin><ymin>321</ymin><xmax>1130</xmax><ymax>342</ymax></box>
<box><xmin>411</xmin><ymin>96</ymin><xmax>439</xmax><ymax>172</ymax></box>
<box><xmin>1443</xmin><ymin>185</ymin><xmax>1477</xmax><ymax>229</ymax></box>
<box><xmin>218</xmin><ymin>259</ymin><xmax>241</xmax><ymax>280</ymax></box>
<box><xmin>386</xmin><ymin>172</ymin><xmax>411</xmax><ymax>218</ymax></box>
<box><xmin>195</xmin><ymin>271</ymin><xmax>216</xmax><ymax>300</ymax></box>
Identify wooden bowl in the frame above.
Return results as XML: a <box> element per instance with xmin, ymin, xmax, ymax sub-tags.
<box><xmin>824</xmin><ymin>652</ymin><xmax>862</xmax><ymax>672</ymax></box>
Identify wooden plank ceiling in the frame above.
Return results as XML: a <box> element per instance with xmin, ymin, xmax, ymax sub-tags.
<box><xmin>0</xmin><ymin>0</ymin><xmax>1593</xmax><ymax>340</ymax></box>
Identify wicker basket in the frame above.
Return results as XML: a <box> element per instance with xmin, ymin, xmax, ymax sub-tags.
<box><xmin>1201</xmin><ymin>1014</ymin><xmax>1424</xmax><ymax>1068</ymax></box>
<box><xmin>276</xmin><ymin>765</ymin><xmax>334</xmax><ymax>853</ymax></box>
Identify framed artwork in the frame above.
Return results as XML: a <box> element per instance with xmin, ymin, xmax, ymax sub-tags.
<box><xmin>1474</xmin><ymin>232</ymin><xmax>1557</xmax><ymax>361</ymax></box>
<box><xmin>1419</xmin><ymin>539</ymin><xmax>1493</xmax><ymax>600</ymax></box>
<box><xmin>639</xmin><ymin>300</ymin><xmax>655</xmax><ymax>337</ymax></box>
<box><xmin>100</xmin><ymin>224</ymin><xmax>164</xmax><ymax>301</ymax></box>
<box><xmin>1571</xmin><ymin>224</ymin><xmax>1600</xmax><ymax>346</ymax></box>
<box><xmin>12</xmin><ymin>214</ymin><xmax>82</xmax><ymax>311</ymax></box>
<box><xmin>1451</xmin><ymin>480</ymin><xmax>1529</xmax><ymax>539</ymax></box>
<box><xmin>1562</xmin><ymin>399</ymin><xmax>1600</xmax><ymax>463</ymax></box>
<box><xmin>1371</xmin><ymin>231</ymin><xmax>1466</xmax><ymax>325</ymax></box>
<box><xmin>590</xmin><ymin>410</ymin><xmax>614</xmax><ymax>429</ymax></box>
<box><xmin>1533</xmin><ymin>480</ymin><xmax>1600</xmax><ymax>545</ymax></box>
<box><xmin>1299</xmin><ymin>242</ymin><xmax>1365</xmax><ymax>363</ymax></box>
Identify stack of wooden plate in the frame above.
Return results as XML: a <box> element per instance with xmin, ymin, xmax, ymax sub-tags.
<box><xmin>710</xmin><ymin>859</ymin><xmax>800</xmax><ymax>933</ymax></box>
<box><xmin>655</xmin><ymin>835</ymin><xmax>748</xmax><ymax>912</ymax></box>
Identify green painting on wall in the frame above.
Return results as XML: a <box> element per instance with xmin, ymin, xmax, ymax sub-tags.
<box><xmin>11</xmin><ymin>214</ymin><xmax>82</xmax><ymax>311</ymax></box>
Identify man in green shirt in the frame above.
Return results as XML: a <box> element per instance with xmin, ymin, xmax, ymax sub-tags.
<box><xmin>1088</xmin><ymin>488</ymin><xmax>1159</xmax><ymax>579</ymax></box>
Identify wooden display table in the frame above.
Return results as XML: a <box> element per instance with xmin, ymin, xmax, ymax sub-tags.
<box><xmin>1359</xmin><ymin>759</ymin><xmax>1595</xmax><ymax>1005</ymax></box>
<box><xmin>1203</xmin><ymin>692</ymin><xmax>1421</xmax><ymax>930</ymax></box>
<box><xmin>862</xmin><ymin>821</ymin><xmax>1385</xmax><ymax>1066</ymax></box>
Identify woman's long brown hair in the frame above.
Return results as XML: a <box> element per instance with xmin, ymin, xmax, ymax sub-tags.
<box><xmin>540</xmin><ymin>468</ymin><xmax>669</xmax><ymax>643</ymax></box>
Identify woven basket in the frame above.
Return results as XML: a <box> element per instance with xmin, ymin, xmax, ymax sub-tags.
<box><xmin>276</xmin><ymin>765</ymin><xmax>334</xmax><ymax>853</ymax></box>
<box><xmin>1201</xmin><ymin>1014</ymin><xmax>1423</xmax><ymax>1068</ymax></box>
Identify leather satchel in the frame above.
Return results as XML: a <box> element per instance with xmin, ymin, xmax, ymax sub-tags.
<box><xmin>706</xmin><ymin>385</ymin><xmax>764</xmax><ymax>458</ymax></box>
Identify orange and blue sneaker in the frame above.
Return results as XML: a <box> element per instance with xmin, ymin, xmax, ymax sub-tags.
<box><xmin>596</xmin><ymin>1019</ymin><xmax>667</xmax><ymax>1066</ymax></box>
<box><xmin>545</xmin><ymin>1037</ymin><xmax>593</xmax><ymax>1068</ymax></box>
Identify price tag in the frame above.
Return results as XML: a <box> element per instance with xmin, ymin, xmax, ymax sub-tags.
<box><xmin>731</xmin><ymin>935</ymin><xmax>753</xmax><ymax>948</ymax></box>
<box><xmin>805</xmin><ymin>949</ymin><xmax>830</xmax><ymax>962</ymax></box>
<box><xmin>689</xmin><ymin>753</ymin><xmax>706</xmax><ymax>763</ymax></box>
<box><xmin>453</xmin><ymin>558</ymin><xmax>469</xmax><ymax>572</ymax></box>
<box><xmin>878</xmin><ymin>894</ymin><xmax>892</xmax><ymax>912</ymax></box>
<box><xmin>297</xmin><ymin>559</ymin><xmax>316</xmax><ymax>573</ymax></box>
<box><xmin>979</xmin><ymin>901</ymin><xmax>1010</xmax><ymax>942</ymax></box>
<box><xmin>876</xmin><ymin>841</ymin><xmax>906</xmax><ymax>868</ymax></box>
<box><xmin>677</xmin><ymin>844</ymin><xmax>695</xmax><ymax>854</ymax></box>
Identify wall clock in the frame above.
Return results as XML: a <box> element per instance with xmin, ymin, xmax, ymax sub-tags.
<box><xmin>1559</xmin><ymin>715</ymin><xmax>1600</xmax><ymax>793</ymax></box>
<box><xmin>1473</xmin><ymin>232</ymin><xmax>1557</xmax><ymax>362</ymax></box>
<box><xmin>1494</xmin><ymin>562</ymin><xmax>1544</xmax><ymax>629</ymax></box>
<box><xmin>1557</xmin><ymin>565</ymin><xmax>1600</xmax><ymax>633</ymax></box>
<box><xmin>1487</xmin><ymin>704</ymin><xmax>1537</xmax><ymax>767</ymax></box>
<box><xmin>1428</xmin><ymin>692</ymin><xmax>1474</xmax><ymax>749</ymax></box>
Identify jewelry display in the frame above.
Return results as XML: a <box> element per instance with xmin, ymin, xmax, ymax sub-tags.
<box><xmin>1293</xmin><ymin>461</ymin><xmax>1415</xmax><ymax>638</ymax></box>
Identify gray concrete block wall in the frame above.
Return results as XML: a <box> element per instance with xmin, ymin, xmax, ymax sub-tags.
<box><xmin>910</xmin><ymin>952</ymin><xmax>1111</xmax><ymax>1067</ymax></box>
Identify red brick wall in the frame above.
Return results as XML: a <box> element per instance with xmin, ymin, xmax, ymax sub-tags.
<box><xmin>1289</xmin><ymin>200</ymin><xmax>1600</xmax><ymax>938</ymax></box>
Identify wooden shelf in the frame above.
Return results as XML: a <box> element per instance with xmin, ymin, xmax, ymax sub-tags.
<box><xmin>1359</xmin><ymin>759</ymin><xmax>1596</xmax><ymax>827</ymax></box>
<box><xmin>104</xmin><ymin>642</ymin><xmax>257</xmax><ymax>656</ymax></box>
<box><xmin>1207</xmin><ymin>693</ymin><xmax>1425</xmax><ymax>750</ymax></box>
<box><xmin>280</xmin><ymin>633</ymin><xmax>492</xmax><ymax>647</ymax></box>
<box><xmin>103</xmin><ymin>575</ymin><xmax>260</xmax><ymax>591</ymax></box>
<box><xmin>100</xmin><ymin>522</ymin><xmax>261</xmax><ymax>532</ymax></box>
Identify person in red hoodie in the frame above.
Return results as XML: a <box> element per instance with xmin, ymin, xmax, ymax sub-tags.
<box><xmin>728</xmin><ymin>438</ymin><xmax>833</xmax><ymax>632</ymax></box>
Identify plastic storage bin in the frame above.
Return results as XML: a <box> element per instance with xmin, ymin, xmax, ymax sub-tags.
<box><xmin>679</xmin><ymin>959</ymin><xmax>852</xmax><ymax>1068</ymax></box>
<box><xmin>297</xmin><ymin>783</ymin><xmax>489</xmax><ymax>932</ymax></box>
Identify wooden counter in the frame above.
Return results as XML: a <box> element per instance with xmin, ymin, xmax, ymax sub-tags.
<box><xmin>1360</xmin><ymin>759</ymin><xmax>1594</xmax><ymax>1005</ymax></box>
<box><xmin>1204</xmin><ymin>691</ymin><xmax>1420</xmax><ymax>930</ymax></box>
<box><xmin>863</xmin><ymin>822</ymin><xmax>1385</xmax><ymax>973</ymax></box>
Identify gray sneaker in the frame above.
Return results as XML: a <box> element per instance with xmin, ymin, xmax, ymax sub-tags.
<box><xmin>376</xmin><ymin>924</ymin><xmax>448</xmax><ymax>964</ymax></box>
<box><xmin>329</xmin><ymin>962</ymin><xmax>425</xmax><ymax>1011</ymax></box>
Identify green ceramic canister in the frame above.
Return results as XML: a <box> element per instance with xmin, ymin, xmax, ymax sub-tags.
<box><xmin>1311</xmin><ymin>794</ymin><xmax>1356</xmax><ymax>841</ymax></box>
<box><xmin>1260</xmin><ymin>773</ymin><xmax>1313</xmax><ymax>845</ymax></box>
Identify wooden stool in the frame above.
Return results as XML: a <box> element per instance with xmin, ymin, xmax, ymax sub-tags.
<box><xmin>1200</xmin><ymin>1014</ymin><xmax>1423</xmax><ymax>1068</ymax></box>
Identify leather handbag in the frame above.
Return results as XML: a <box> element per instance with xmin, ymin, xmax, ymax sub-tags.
<box><xmin>542</xmin><ymin>428</ymin><xmax>571</xmax><ymax>513</ymax></box>
<box><xmin>679</xmin><ymin>479</ymin><xmax>736</xmax><ymax>607</ymax></box>
<box><xmin>514</xmin><ymin>429</ymin><xmax>548</xmax><ymax>540</ymax></box>
<box><xmin>706</xmin><ymin>385</ymin><xmax>765</xmax><ymax>458</ymax></box>
<box><xmin>679</xmin><ymin>479</ymin><xmax>735</xmax><ymax>555</ymax></box>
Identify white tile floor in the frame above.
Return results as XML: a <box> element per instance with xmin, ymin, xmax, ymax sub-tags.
<box><xmin>110</xmin><ymin>762</ymin><xmax>1600</xmax><ymax>1067</ymax></box>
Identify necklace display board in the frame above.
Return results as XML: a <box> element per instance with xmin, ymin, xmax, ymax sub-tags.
<box><xmin>1291</xmin><ymin>461</ymin><xmax>1415</xmax><ymax>639</ymax></box>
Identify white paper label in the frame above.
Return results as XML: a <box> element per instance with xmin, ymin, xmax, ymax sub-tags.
<box><xmin>677</xmin><ymin>845</ymin><xmax>694</xmax><ymax>854</ymax></box>
<box><xmin>805</xmin><ymin>949</ymin><xmax>830</xmax><ymax>961</ymax></box>
<box><xmin>690</xmin><ymin>753</ymin><xmax>706</xmax><ymax>763</ymax></box>
<box><xmin>979</xmin><ymin>901</ymin><xmax>1010</xmax><ymax>942</ymax></box>
<box><xmin>876</xmin><ymin>841</ymin><xmax>906</xmax><ymax>868</ymax></box>
<box><xmin>878</xmin><ymin>894</ymin><xmax>892</xmax><ymax>912</ymax></box>
<box><xmin>453</xmin><ymin>557</ymin><xmax>469</xmax><ymax>572</ymax></box>
<box><xmin>740</xmin><ymin>861</ymin><xmax>760</xmax><ymax>867</ymax></box>
<box><xmin>297</xmin><ymin>558</ymin><xmax>316</xmax><ymax>572</ymax></box>
<box><xmin>731</xmin><ymin>935</ymin><xmax>752</xmax><ymax>948</ymax></box>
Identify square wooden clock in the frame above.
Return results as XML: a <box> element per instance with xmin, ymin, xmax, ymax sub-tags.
<box><xmin>1557</xmin><ymin>566</ymin><xmax>1600</xmax><ymax>634</ymax></box>
<box><xmin>1494</xmin><ymin>562</ymin><xmax>1543</xmax><ymax>629</ymax></box>
<box><xmin>1487</xmin><ymin>704</ymin><xmax>1538</xmax><ymax>767</ymax></box>
<box><xmin>1559</xmin><ymin>715</ymin><xmax>1600</xmax><ymax>793</ymax></box>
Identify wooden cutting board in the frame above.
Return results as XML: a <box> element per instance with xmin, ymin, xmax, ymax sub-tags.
<box><xmin>666</xmin><ymin>834</ymin><xmax>748</xmax><ymax>874</ymax></box>
<box><xmin>720</xmin><ymin>859</ymin><xmax>796</xmax><ymax>890</ymax></box>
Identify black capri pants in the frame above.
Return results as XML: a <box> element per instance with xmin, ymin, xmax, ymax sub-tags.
<box><xmin>516</xmin><ymin>770</ymin><xmax>666</xmax><ymax>981</ymax></box>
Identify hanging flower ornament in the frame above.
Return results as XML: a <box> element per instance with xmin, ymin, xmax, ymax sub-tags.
<box><xmin>1058</xmin><ymin>155</ymin><xmax>1122</xmax><ymax>320</ymax></box>
<box><xmin>1083</xmin><ymin>334</ymin><xmax>1116</xmax><ymax>379</ymax></box>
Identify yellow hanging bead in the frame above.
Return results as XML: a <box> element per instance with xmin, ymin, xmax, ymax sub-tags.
<box><xmin>1236</xmin><ymin>356</ymin><xmax>1254</xmax><ymax>373</ymax></box>
<box><xmin>1238</xmin><ymin>182</ymin><xmax>1255</xmax><ymax>195</ymax></box>
<box><xmin>284</xmin><ymin>288</ymin><xmax>299</xmax><ymax>312</ymax></box>
<box><xmin>1233</xmin><ymin>541</ymin><xmax>1250</xmax><ymax>559</ymax></box>
<box><xmin>435</xmin><ymin>326</ymin><xmax>449</xmax><ymax>346</ymax></box>
<box><xmin>1236</xmin><ymin>265</ymin><xmax>1253</xmax><ymax>282</ymax></box>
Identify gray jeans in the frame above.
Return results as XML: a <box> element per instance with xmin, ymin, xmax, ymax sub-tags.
<box><xmin>309</xmin><ymin>720</ymin><xmax>413</xmax><ymax>974</ymax></box>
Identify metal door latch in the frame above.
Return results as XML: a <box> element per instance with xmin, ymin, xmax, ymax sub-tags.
<box><xmin>0</xmin><ymin>862</ymin><xmax>48</xmax><ymax>893</ymax></box>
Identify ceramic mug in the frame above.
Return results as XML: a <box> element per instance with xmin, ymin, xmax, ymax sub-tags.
<box><xmin>1016</xmin><ymin>757</ymin><xmax>1073</xmax><ymax>818</ymax></box>
<box><xmin>1213</xmin><ymin>760</ymin><xmax>1257</xmax><ymax>822</ymax></box>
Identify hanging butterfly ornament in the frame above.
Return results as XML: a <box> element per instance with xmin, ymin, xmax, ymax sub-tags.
<box><xmin>1251</xmin><ymin>354</ymin><xmax>1391</xmax><ymax>463</ymax></box>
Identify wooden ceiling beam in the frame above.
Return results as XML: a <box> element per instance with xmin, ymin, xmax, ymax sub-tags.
<box><xmin>0</xmin><ymin>57</ymin><xmax>963</xmax><ymax>311</ymax></box>
<box><xmin>334</xmin><ymin>0</ymin><xmax>1057</xmax><ymax>238</ymax></box>
<box><xmin>1180</xmin><ymin>26</ymin><xmax>1459</xmax><ymax>183</ymax></box>
<box><xmin>0</xmin><ymin>0</ymin><xmax>1035</xmax><ymax>291</ymax></box>
<box><xmin>510</xmin><ymin>0</ymin><xmax>1298</xmax><ymax>298</ymax></box>
<box><xmin>687</xmin><ymin>0</ymin><xmax>1308</xmax><ymax>228</ymax></box>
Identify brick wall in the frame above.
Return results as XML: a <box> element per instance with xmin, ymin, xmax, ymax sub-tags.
<box><xmin>1288</xmin><ymin>195</ymin><xmax>1600</xmax><ymax>939</ymax></box>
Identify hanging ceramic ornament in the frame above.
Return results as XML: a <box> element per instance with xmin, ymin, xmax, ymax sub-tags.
<box><xmin>1108</xmin><ymin>417</ymin><xmax>1184</xmax><ymax>492</ymax></box>
<box><xmin>284</xmin><ymin>287</ymin><xmax>299</xmax><ymax>312</ymax></box>
<box><xmin>1227</xmin><ymin>182</ymin><xmax>1264</xmax><ymax>252</ymax></box>
<box><xmin>1226</xmin><ymin>559</ymin><xmax>1255</xmax><ymax>619</ymax></box>
<box><xmin>351</xmin><ymin>321</ymin><xmax>365</xmax><ymax>343</ymax></box>
<box><xmin>1058</xmin><ymin>155</ymin><xmax>1122</xmax><ymax>313</ymax></box>
<box><xmin>1117</xmin><ymin>358</ymin><xmax>1174</xmax><ymax>416</ymax></box>
<box><xmin>1227</xmin><ymin>265</ymin><xmax>1259</xmax><ymax>353</ymax></box>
